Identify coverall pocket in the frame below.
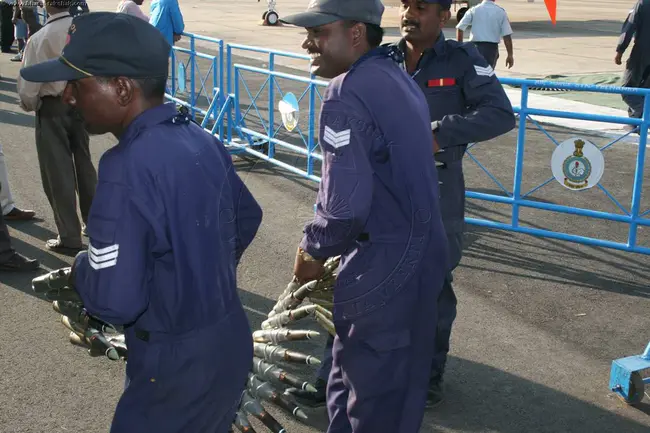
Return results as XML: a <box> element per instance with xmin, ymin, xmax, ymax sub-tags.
<box><xmin>425</xmin><ymin>87</ymin><xmax>462</xmax><ymax>116</ymax></box>
<box><xmin>343</xmin><ymin>329</ymin><xmax>412</xmax><ymax>400</ymax></box>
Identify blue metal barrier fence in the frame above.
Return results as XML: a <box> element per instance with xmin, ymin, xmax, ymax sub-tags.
<box><xmin>168</xmin><ymin>32</ymin><xmax>650</xmax><ymax>255</ymax></box>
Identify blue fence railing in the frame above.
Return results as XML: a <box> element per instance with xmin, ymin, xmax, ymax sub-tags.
<box><xmin>166</xmin><ymin>32</ymin><xmax>650</xmax><ymax>255</ymax></box>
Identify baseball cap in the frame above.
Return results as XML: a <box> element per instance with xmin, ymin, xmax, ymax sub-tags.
<box><xmin>280</xmin><ymin>0</ymin><xmax>385</xmax><ymax>28</ymax></box>
<box><xmin>20</xmin><ymin>12</ymin><xmax>171</xmax><ymax>83</ymax></box>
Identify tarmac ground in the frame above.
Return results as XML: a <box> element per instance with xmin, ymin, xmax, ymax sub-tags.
<box><xmin>1</xmin><ymin>1</ymin><xmax>650</xmax><ymax>432</ymax></box>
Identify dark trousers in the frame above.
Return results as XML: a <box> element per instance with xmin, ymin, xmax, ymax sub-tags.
<box><xmin>0</xmin><ymin>183</ymin><xmax>14</xmax><ymax>263</ymax></box>
<box><xmin>430</xmin><ymin>272</ymin><xmax>457</xmax><ymax>382</ymax></box>
<box><xmin>622</xmin><ymin>64</ymin><xmax>650</xmax><ymax>119</ymax></box>
<box><xmin>0</xmin><ymin>3</ymin><xmax>14</xmax><ymax>51</ymax></box>
<box><xmin>35</xmin><ymin>97</ymin><xmax>97</xmax><ymax>247</ymax></box>
<box><xmin>474</xmin><ymin>42</ymin><xmax>499</xmax><ymax>69</ymax></box>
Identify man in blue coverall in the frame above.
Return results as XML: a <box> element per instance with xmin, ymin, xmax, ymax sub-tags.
<box><xmin>289</xmin><ymin>0</ymin><xmax>516</xmax><ymax>411</ymax></box>
<box><xmin>20</xmin><ymin>12</ymin><xmax>262</xmax><ymax>433</ymax></box>
<box><xmin>396</xmin><ymin>0</ymin><xmax>515</xmax><ymax>406</ymax></box>
<box><xmin>281</xmin><ymin>0</ymin><xmax>449</xmax><ymax>431</ymax></box>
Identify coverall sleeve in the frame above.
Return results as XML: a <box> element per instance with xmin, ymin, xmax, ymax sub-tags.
<box><xmin>170</xmin><ymin>0</ymin><xmax>184</xmax><ymax>34</ymax></box>
<box><xmin>617</xmin><ymin>1</ymin><xmax>641</xmax><ymax>54</ymax></box>
<box><xmin>221</xmin><ymin>144</ymin><xmax>263</xmax><ymax>261</ymax></box>
<box><xmin>72</xmin><ymin>179</ymin><xmax>154</xmax><ymax>326</ymax></box>
<box><xmin>435</xmin><ymin>46</ymin><xmax>516</xmax><ymax>148</ymax></box>
<box><xmin>299</xmin><ymin>99</ymin><xmax>374</xmax><ymax>260</ymax></box>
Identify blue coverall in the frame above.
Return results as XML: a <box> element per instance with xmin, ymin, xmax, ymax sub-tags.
<box><xmin>72</xmin><ymin>103</ymin><xmax>263</xmax><ymax>433</ymax></box>
<box><xmin>314</xmin><ymin>32</ymin><xmax>516</xmax><ymax>393</ymax></box>
<box><xmin>300</xmin><ymin>46</ymin><xmax>449</xmax><ymax>433</ymax></box>
<box><xmin>392</xmin><ymin>33</ymin><xmax>515</xmax><ymax>385</ymax></box>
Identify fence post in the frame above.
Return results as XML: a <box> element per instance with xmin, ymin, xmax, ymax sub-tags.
<box><xmin>307</xmin><ymin>82</ymin><xmax>316</xmax><ymax>176</ymax></box>
<box><xmin>268</xmin><ymin>53</ymin><xmax>275</xmax><ymax>158</ymax></box>
<box><xmin>234</xmin><ymin>67</ymin><xmax>241</xmax><ymax>136</ymax></box>
<box><xmin>627</xmin><ymin>92</ymin><xmax>650</xmax><ymax>250</ymax></box>
<box><xmin>170</xmin><ymin>49</ymin><xmax>176</xmax><ymax>96</ymax></box>
<box><xmin>511</xmin><ymin>84</ymin><xmax>529</xmax><ymax>228</ymax></box>
<box><xmin>190</xmin><ymin>35</ymin><xmax>196</xmax><ymax>119</ymax></box>
<box><xmin>227</xmin><ymin>45</ymin><xmax>233</xmax><ymax>144</ymax></box>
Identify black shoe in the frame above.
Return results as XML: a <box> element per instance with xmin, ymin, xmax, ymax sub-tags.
<box><xmin>426</xmin><ymin>379</ymin><xmax>445</xmax><ymax>408</ymax></box>
<box><xmin>0</xmin><ymin>252</ymin><xmax>40</xmax><ymax>272</ymax></box>
<box><xmin>286</xmin><ymin>378</ymin><xmax>327</xmax><ymax>408</ymax></box>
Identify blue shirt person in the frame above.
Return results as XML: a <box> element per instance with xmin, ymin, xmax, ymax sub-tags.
<box><xmin>19</xmin><ymin>12</ymin><xmax>262</xmax><ymax>433</ymax></box>
<box><xmin>282</xmin><ymin>0</ymin><xmax>449</xmax><ymax>431</ymax></box>
<box><xmin>394</xmin><ymin>0</ymin><xmax>515</xmax><ymax>406</ymax></box>
<box><xmin>149</xmin><ymin>0</ymin><xmax>184</xmax><ymax>46</ymax></box>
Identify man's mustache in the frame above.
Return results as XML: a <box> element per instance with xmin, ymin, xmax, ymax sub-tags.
<box><xmin>401</xmin><ymin>20</ymin><xmax>420</xmax><ymax>28</ymax></box>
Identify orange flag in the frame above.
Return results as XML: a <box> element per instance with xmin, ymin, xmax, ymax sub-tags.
<box><xmin>544</xmin><ymin>0</ymin><xmax>557</xmax><ymax>24</ymax></box>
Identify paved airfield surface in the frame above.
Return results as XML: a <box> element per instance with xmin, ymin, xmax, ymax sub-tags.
<box><xmin>2</xmin><ymin>1</ymin><xmax>650</xmax><ymax>432</ymax></box>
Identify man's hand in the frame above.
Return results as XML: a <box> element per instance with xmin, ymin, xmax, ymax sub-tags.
<box><xmin>433</xmin><ymin>132</ymin><xmax>440</xmax><ymax>153</ymax></box>
<box><xmin>173</xmin><ymin>33</ymin><xmax>182</xmax><ymax>43</ymax></box>
<box><xmin>293</xmin><ymin>247</ymin><xmax>325</xmax><ymax>284</ymax></box>
<box><xmin>615</xmin><ymin>52</ymin><xmax>623</xmax><ymax>65</ymax></box>
<box><xmin>505</xmin><ymin>55</ymin><xmax>514</xmax><ymax>68</ymax></box>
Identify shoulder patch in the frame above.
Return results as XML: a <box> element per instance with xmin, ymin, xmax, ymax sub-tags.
<box><xmin>474</xmin><ymin>65</ymin><xmax>495</xmax><ymax>77</ymax></box>
<box><xmin>323</xmin><ymin>126</ymin><xmax>351</xmax><ymax>148</ymax></box>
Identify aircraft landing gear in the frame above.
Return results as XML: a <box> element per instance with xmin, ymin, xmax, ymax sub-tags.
<box><xmin>261</xmin><ymin>0</ymin><xmax>280</xmax><ymax>26</ymax></box>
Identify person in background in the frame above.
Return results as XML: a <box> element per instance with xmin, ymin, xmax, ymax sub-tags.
<box><xmin>615</xmin><ymin>0</ymin><xmax>650</xmax><ymax>130</ymax></box>
<box><xmin>0</xmin><ymin>152</ymin><xmax>36</xmax><ymax>220</ymax></box>
<box><xmin>10</xmin><ymin>2</ymin><xmax>27</xmax><ymax>61</ymax></box>
<box><xmin>149</xmin><ymin>0</ymin><xmax>184</xmax><ymax>46</ymax></box>
<box><xmin>17</xmin><ymin>0</ymin><xmax>97</xmax><ymax>253</ymax></box>
<box><xmin>117</xmin><ymin>0</ymin><xmax>147</xmax><ymax>21</ymax></box>
<box><xmin>19</xmin><ymin>0</ymin><xmax>43</xmax><ymax>38</ymax></box>
<box><xmin>1</xmin><ymin>0</ymin><xmax>15</xmax><ymax>53</ymax></box>
<box><xmin>69</xmin><ymin>0</ymin><xmax>88</xmax><ymax>17</ymax></box>
<box><xmin>455</xmin><ymin>0</ymin><xmax>514</xmax><ymax>69</ymax></box>
<box><xmin>0</xmin><ymin>183</ymin><xmax>39</xmax><ymax>271</ymax></box>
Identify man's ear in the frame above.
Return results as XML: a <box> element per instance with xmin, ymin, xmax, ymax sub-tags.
<box><xmin>114</xmin><ymin>77</ymin><xmax>135</xmax><ymax>107</ymax></box>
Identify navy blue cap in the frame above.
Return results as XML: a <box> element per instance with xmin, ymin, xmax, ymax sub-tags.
<box><xmin>20</xmin><ymin>12</ymin><xmax>171</xmax><ymax>83</ymax></box>
<box><xmin>281</xmin><ymin>0</ymin><xmax>385</xmax><ymax>28</ymax></box>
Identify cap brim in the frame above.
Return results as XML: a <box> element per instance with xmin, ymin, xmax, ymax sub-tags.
<box><xmin>280</xmin><ymin>11</ymin><xmax>341</xmax><ymax>28</ymax></box>
<box><xmin>19</xmin><ymin>58</ymin><xmax>89</xmax><ymax>83</ymax></box>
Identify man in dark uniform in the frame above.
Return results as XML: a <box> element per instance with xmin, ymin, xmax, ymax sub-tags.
<box><xmin>615</xmin><ymin>0</ymin><xmax>650</xmax><ymax>128</ymax></box>
<box><xmin>20</xmin><ymin>12</ymin><xmax>263</xmax><ymax>433</ymax></box>
<box><xmin>396</xmin><ymin>0</ymin><xmax>515</xmax><ymax>406</ymax></box>
<box><xmin>282</xmin><ymin>0</ymin><xmax>449</xmax><ymax>431</ymax></box>
<box><xmin>289</xmin><ymin>0</ymin><xmax>515</xmax><ymax>411</ymax></box>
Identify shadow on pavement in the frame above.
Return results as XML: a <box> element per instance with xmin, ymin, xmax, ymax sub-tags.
<box><xmin>422</xmin><ymin>356</ymin><xmax>649</xmax><ymax>433</ymax></box>
<box><xmin>461</xmin><ymin>225</ymin><xmax>649</xmax><ymax>298</ymax></box>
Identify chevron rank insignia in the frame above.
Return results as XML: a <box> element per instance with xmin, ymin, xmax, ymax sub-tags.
<box><xmin>323</xmin><ymin>126</ymin><xmax>351</xmax><ymax>148</ymax></box>
<box><xmin>474</xmin><ymin>65</ymin><xmax>495</xmax><ymax>77</ymax></box>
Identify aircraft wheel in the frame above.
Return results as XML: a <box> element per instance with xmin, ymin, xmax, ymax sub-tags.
<box><xmin>262</xmin><ymin>11</ymin><xmax>268</xmax><ymax>19</ymax></box>
<box><xmin>265</xmin><ymin>11</ymin><xmax>279</xmax><ymax>26</ymax></box>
